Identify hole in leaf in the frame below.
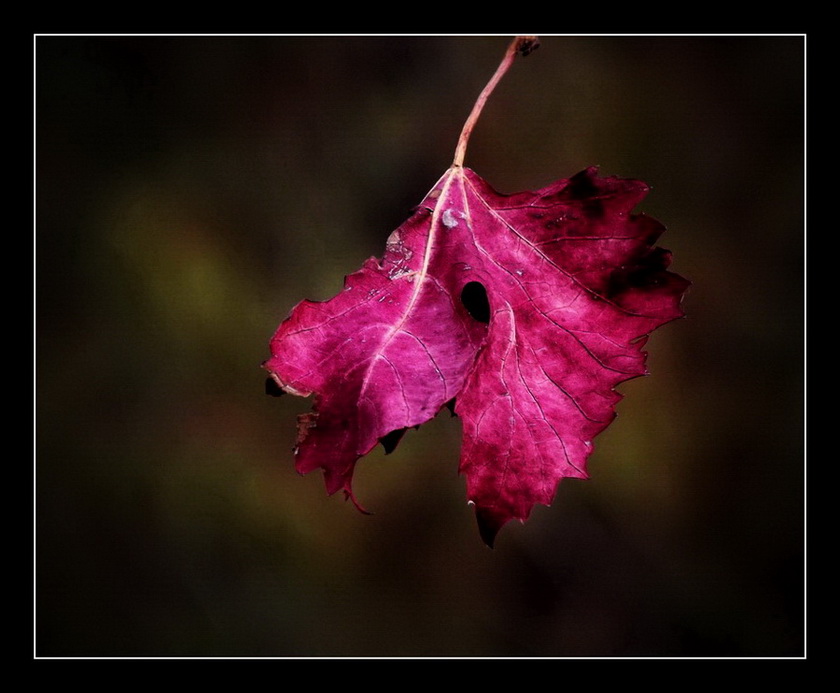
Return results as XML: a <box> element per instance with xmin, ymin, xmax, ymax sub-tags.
<box><xmin>461</xmin><ymin>281</ymin><xmax>490</xmax><ymax>324</ymax></box>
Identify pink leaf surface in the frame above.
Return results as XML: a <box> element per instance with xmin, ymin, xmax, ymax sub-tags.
<box><xmin>264</xmin><ymin>37</ymin><xmax>689</xmax><ymax>545</ymax></box>
<box><xmin>265</xmin><ymin>164</ymin><xmax>689</xmax><ymax>545</ymax></box>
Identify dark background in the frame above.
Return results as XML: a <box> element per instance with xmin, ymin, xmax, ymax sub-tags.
<box><xmin>36</xmin><ymin>35</ymin><xmax>804</xmax><ymax>657</ymax></box>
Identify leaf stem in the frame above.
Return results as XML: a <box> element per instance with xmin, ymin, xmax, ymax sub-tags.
<box><xmin>452</xmin><ymin>36</ymin><xmax>539</xmax><ymax>169</ymax></box>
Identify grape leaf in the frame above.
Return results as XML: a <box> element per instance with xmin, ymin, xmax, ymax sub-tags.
<box><xmin>263</xmin><ymin>38</ymin><xmax>689</xmax><ymax>545</ymax></box>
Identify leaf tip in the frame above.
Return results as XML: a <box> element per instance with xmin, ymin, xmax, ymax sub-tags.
<box><xmin>472</xmin><ymin>504</ymin><xmax>508</xmax><ymax>549</ymax></box>
<box><xmin>344</xmin><ymin>487</ymin><xmax>373</xmax><ymax>515</ymax></box>
<box><xmin>379</xmin><ymin>428</ymin><xmax>407</xmax><ymax>455</ymax></box>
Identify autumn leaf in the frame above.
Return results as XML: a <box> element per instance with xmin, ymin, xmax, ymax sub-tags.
<box><xmin>264</xmin><ymin>37</ymin><xmax>689</xmax><ymax>546</ymax></box>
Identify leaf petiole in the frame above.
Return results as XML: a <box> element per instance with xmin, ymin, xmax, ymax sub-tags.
<box><xmin>451</xmin><ymin>36</ymin><xmax>540</xmax><ymax>169</ymax></box>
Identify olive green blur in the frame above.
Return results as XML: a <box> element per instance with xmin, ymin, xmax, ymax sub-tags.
<box><xmin>36</xmin><ymin>36</ymin><xmax>804</xmax><ymax>657</ymax></box>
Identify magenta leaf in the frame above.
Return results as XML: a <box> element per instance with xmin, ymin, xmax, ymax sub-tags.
<box><xmin>265</xmin><ymin>165</ymin><xmax>688</xmax><ymax>544</ymax></box>
<box><xmin>264</xmin><ymin>38</ymin><xmax>689</xmax><ymax>545</ymax></box>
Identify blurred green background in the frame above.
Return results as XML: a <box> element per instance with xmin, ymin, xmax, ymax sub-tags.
<box><xmin>36</xmin><ymin>35</ymin><xmax>804</xmax><ymax>657</ymax></box>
